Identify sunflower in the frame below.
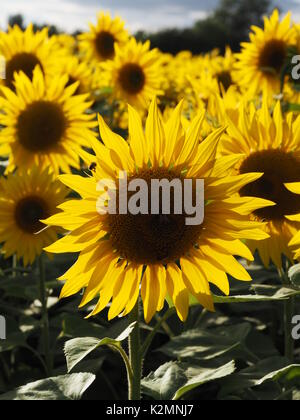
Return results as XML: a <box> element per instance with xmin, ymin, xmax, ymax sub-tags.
<box><xmin>55</xmin><ymin>55</ymin><xmax>94</xmax><ymax>95</ymax></box>
<box><xmin>209</xmin><ymin>47</ymin><xmax>239</xmax><ymax>93</ymax></box>
<box><xmin>0</xmin><ymin>24</ymin><xmax>62</xmax><ymax>91</ymax></box>
<box><xmin>235</xmin><ymin>10</ymin><xmax>295</xmax><ymax>97</ymax></box>
<box><xmin>44</xmin><ymin>100</ymin><xmax>271</xmax><ymax>322</ymax></box>
<box><xmin>220</xmin><ymin>98</ymin><xmax>300</xmax><ymax>268</ymax></box>
<box><xmin>101</xmin><ymin>38</ymin><xmax>164</xmax><ymax>110</ymax></box>
<box><xmin>79</xmin><ymin>12</ymin><xmax>129</xmax><ymax>63</ymax></box>
<box><xmin>0</xmin><ymin>166</ymin><xmax>68</xmax><ymax>266</ymax></box>
<box><xmin>0</xmin><ymin>67</ymin><xmax>97</xmax><ymax>173</ymax></box>
<box><xmin>285</xmin><ymin>183</ymin><xmax>300</xmax><ymax>259</ymax></box>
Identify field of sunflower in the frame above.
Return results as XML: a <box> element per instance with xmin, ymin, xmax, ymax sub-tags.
<box><xmin>0</xmin><ymin>7</ymin><xmax>300</xmax><ymax>403</ymax></box>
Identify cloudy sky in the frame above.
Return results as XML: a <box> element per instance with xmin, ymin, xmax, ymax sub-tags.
<box><xmin>0</xmin><ymin>0</ymin><xmax>299</xmax><ymax>33</ymax></box>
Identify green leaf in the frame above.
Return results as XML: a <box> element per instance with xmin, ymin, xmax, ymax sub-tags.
<box><xmin>0</xmin><ymin>373</ymin><xmax>95</xmax><ymax>400</ymax></box>
<box><xmin>288</xmin><ymin>264</ymin><xmax>300</xmax><ymax>287</ymax></box>
<box><xmin>64</xmin><ymin>322</ymin><xmax>136</xmax><ymax>372</ymax></box>
<box><xmin>259</xmin><ymin>364</ymin><xmax>300</xmax><ymax>385</ymax></box>
<box><xmin>158</xmin><ymin>323</ymin><xmax>251</xmax><ymax>361</ymax></box>
<box><xmin>213</xmin><ymin>286</ymin><xmax>300</xmax><ymax>304</ymax></box>
<box><xmin>60</xmin><ymin>313</ymin><xmax>106</xmax><ymax>339</ymax></box>
<box><xmin>142</xmin><ymin>360</ymin><xmax>235</xmax><ymax>400</ymax></box>
<box><xmin>218</xmin><ymin>356</ymin><xmax>291</xmax><ymax>398</ymax></box>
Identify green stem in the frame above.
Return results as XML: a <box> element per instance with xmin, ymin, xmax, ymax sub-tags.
<box><xmin>128</xmin><ymin>300</ymin><xmax>142</xmax><ymax>400</ymax></box>
<box><xmin>284</xmin><ymin>297</ymin><xmax>295</xmax><ymax>362</ymax></box>
<box><xmin>38</xmin><ymin>254</ymin><xmax>52</xmax><ymax>376</ymax></box>
<box><xmin>12</xmin><ymin>255</ymin><xmax>17</xmax><ymax>278</ymax></box>
<box><xmin>141</xmin><ymin>308</ymin><xmax>175</xmax><ymax>357</ymax></box>
<box><xmin>278</xmin><ymin>268</ymin><xmax>295</xmax><ymax>362</ymax></box>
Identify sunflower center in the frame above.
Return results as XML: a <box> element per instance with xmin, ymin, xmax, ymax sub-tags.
<box><xmin>239</xmin><ymin>149</ymin><xmax>300</xmax><ymax>221</ymax></box>
<box><xmin>216</xmin><ymin>71</ymin><xmax>233</xmax><ymax>91</ymax></box>
<box><xmin>17</xmin><ymin>101</ymin><xmax>67</xmax><ymax>153</ymax></box>
<box><xmin>15</xmin><ymin>196</ymin><xmax>49</xmax><ymax>234</ymax></box>
<box><xmin>6</xmin><ymin>53</ymin><xmax>42</xmax><ymax>90</ymax></box>
<box><xmin>119</xmin><ymin>63</ymin><xmax>145</xmax><ymax>94</ymax></box>
<box><xmin>258</xmin><ymin>40</ymin><xmax>287</xmax><ymax>74</ymax></box>
<box><xmin>106</xmin><ymin>168</ymin><xmax>203</xmax><ymax>265</ymax></box>
<box><xmin>95</xmin><ymin>31</ymin><xmax>115</xmax><ymax>59</ymax></box>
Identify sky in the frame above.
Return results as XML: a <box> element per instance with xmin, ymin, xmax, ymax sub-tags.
<box><xmin>0</xmin><ymin>0</ymin><xmax>299</xmax><ymax>34</ymax></box>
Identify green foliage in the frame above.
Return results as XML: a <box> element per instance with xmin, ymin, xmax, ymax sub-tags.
<box><xmin>0</xmin><ymin>373</ymin><xmax>95</xmax><ymax>400</ymax></box>
<box><xmin>142</xmin><ymin>360</ymin><xmax>235</xmax><ymax>400</ymax></box>
<box><xmin>0</xmin><ymin>242</ymin><xmax>299</xmax><ymax>400</ymax></box>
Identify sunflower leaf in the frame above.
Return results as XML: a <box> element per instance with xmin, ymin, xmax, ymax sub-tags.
<box><xmin>158</xmin><ymin>323</ymin><xmax>251</xmax><ymax>361</ymax></box>
<box><xmin>64</xmin><ymin>322</ymin><xmax>136</xmax><ymax>372</ymax></box>
<box><xmin>218</xmin><ymin>357</ymin><xmax>299</xmax><ymax>398</ymax></box>
<box><xmin>141</xmin><ymin>360</ymin><xmax>235</xmax><ymax>400</ymax></box>
<box><xmin>0</xmin><ymin>373</ymin><xmax>95</xmax><ymax>400</ymax></box>
<box><xmin>288</xmin><ymin>264</ymin><xmax>300</xmax><ymax>287</ymax></box>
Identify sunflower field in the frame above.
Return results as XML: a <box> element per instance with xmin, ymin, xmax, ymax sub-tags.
<box><xmin>0</xmin><ymin>7</ymin><xmax>300</xmax><ymax>404</ymax></box>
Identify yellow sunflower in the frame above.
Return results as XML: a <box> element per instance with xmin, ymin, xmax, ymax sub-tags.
<box><xmin>102</xmin><ymin>38</ymin><xmax>164</xmax><ymax>110</ymax></box>
<box><xmin>0</xmin><ymin>24</ymin><xmax>63</xmax><ymax>91</ymax></box>
<box><xmin>55</xmin><ymin>55</ymin><xmax>94</xmax><ymax>95</ymax></box>
<box><xmin>44</xmin><ymin>100</ymin><xmax>271</xmax><ymax>322</ymax></box>
<box><xmin>79</xmin><ymin>12</ymin><xmax>129</xmax><ymax>63</ymax></box>
<box><xmin>235</xmin><ymin>10</ymin><xmax>295</xmax><ymax>97</ymax></box>
<box><xmin>284</xmin><ymin>183</ymin><xmax>300</xmax><ymax>259</ymax></box>
<box><xmin>0</xmin><ymin>166</ymin><xmax>68</xmax><ymax>266</ymax></box>
<box><xmin>221</xmin><ymin>99</ymin><xmax>300</xmax><ymax>268</ymax></box>
<box><xmin>0</xmin><ymin>67</ymin><xmax>97</xmax><ymax>173</ymax></box>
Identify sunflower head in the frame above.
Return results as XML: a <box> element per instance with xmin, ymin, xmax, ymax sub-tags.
<box><xmin>221</xmin><ymin>98</ymin><xmax>300</xmax><ymax>268</ymax></box>
<box><xmin>0</xmin><ymin>166</ymin><xmax>68</xmax><ymax>266</ymax></box>
<box><xmin>0</xmin><ymin>66</ymin><xmax>97</xmax><ymax>173</ymax></box>
<box><xmin>44</xmin><ymin>99</ymin><xmax>271</xmax><ymax>323</ymax></box>
<box><xmin>78</xmin><ymin>12</ymin><xmax>129</xmax><ymax>63</ymax></box>
<box><xmin>102</xmin><ymin>38</ymin><xmax>164</xmax><ymax>110</ymax></box>
<box><xmin>0</xmin><ymin>24</ymin><xmax>63</xmax><ymax>91</ymax></box>
<box><xmin>235</xmin><ymin>10</ymin><xmax>296</xmax><ymax>96</ymax></box>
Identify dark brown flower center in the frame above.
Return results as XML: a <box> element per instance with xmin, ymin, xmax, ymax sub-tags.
<box><xmin>239</xmin><ymin>149</ymin><xmax>300</xmax><ymax>221</ymax></box>
<box><xmin>106</xmin><ymin>168</ymin><xmax>203</xmax><ymax>265</ymax></box>
<box><xmin>258</xmin><ymin>40</ymin><xmax>287</xmax><ymax>74</ymax></box>
<box><xmin>216</xmin><ymin>71</ymin><xmax>233</xmax><ymax>91</ymax></box>
<box><xmin>95</xmin><ymin>31</ymin><xmax>115</xmax><ymax>59</ymax></box>
<box><xmin>6</xmin><ymin>53</ymin><xmax>43</xmax><ymax>90</ymax></box>
<box><xmin>17</xmin><ymin>101</ymin><xmax>67</xmax><ymax>153</ymax></box>
<box><xmin>119</xmin><ymin>63</ymin><xmax>145</xmax><ymax>95</ymax></box>
<box><xmin>15</xmin><ymin>196</ymin><xmax>49</xmax><ymax>234</ymax></box>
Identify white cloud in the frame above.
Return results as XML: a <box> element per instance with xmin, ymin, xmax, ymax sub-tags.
<box><xmin>0</xmin><ymin>0</ymin><xmax>299</xmax><ymax>33</ymax></box>
<box><xmin>0</xmin><ymin>0</ymin><xmax>212</xmax><ymax>32</ymax></box>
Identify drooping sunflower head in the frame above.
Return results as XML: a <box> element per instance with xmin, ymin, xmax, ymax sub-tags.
<box><xmin>235</xmin><ymin>10</ymin><xmax>295</xmax><ymax>97</ymax></box>
<box><xmin>45</xmin><ymin>99</ymin><xmax>271</xmax><ymax>322</ymax></box>
<box><xmin>0</xmin><ymin>66</ymin><xmax>97</xmax><ymax>173</ymax></box>
<box><xmin>0</xmin><ymin>166</ymin><xmax>68</xmax><ymax>266</ymax></box>
<box><xmin>79</xmin><ymin>12</ymin><xmax>129</xmax><ymax>63</ymax></box>
<box><xmin>102</xmin><ymin>38</ymin><xmax>164</xmax><ymax>109</ymax></box>
<box><xmin>221</xmin><ymin>98</ymin><xmax>300</xmax><ymax>267</ymax></box>
<box><xmin>0</xmin><ymin>24</ymin><xmax>63</xmax><ymax>91</ymax></box>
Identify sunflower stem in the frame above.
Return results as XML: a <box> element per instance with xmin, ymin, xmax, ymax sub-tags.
<box><xmin>284</xmin><ymin>297</ymin><xmax>295</xmax><ymax>362</ymax></box>
<box><xmin>38</xmin><ymin>254</ymin><xmax>52</xmax><ymax>376</ymax></box>
<box><xmin>128</xmin><ymin>299</ymin><xmax>142</xmax><ymax>400</ymax></box>
<box><xmin>278</xmin><ymin>268</ymin><xmax>295</xmax><ymax>362</ymax></box>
